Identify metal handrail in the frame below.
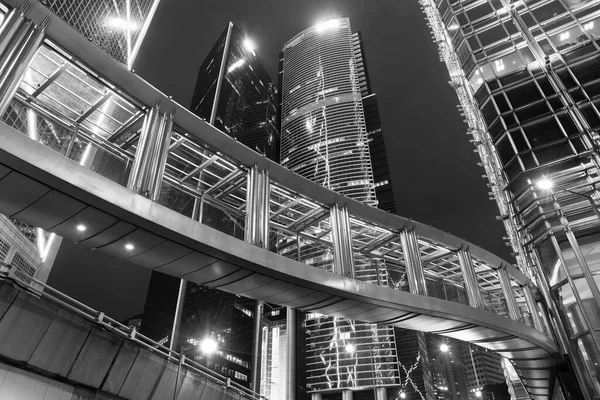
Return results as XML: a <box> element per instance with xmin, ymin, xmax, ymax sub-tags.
<box><xmin>0</xmin><ymin>264</ymin><xmax>265</xmax><ymax>400</ymax></box>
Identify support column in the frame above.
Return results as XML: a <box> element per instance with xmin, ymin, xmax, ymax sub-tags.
<box><xmin>341</xmin><ymin>389</ymin><xmax>353</xmax><ymax>400</ymax></box>
<box><xmin>374</xmin><ymin>387</ymin><xmax>387</xmax><ymax>400</ymax></box>
<box><xmin>245</xmin><ymin>165</ymin><xmax>270</xmax><ymax>394</ymax></box>
<box><xmin>330</xmin><ymin>204</ymin><xmax>355</xmax><ymax>278</ymax></box>
<box><xmin>148</xmin><ymin>110</ymin><xmax>175</xmax><ymax>201</ymax></box>
<box><xmin>400</xmin><ymin>229</ymin><xmax>428</xmax><ymax>295</ymax></box>
<box><xmin>127</xmin><ymin>103</ymin><xmax>161</xmax><ymax>194</ymax></box>
<box><xmin>250</xmin><ymin>300</ymin><xmax>264</xmax><ymax>394</ymax></box>
<box><xmin>0</xmin><ymin>5</ymin><xmax>49</xmax><ymax>115</ymax></box>
<box><xmin>456</xmin><ymin>249</ymin><xmax>485</xmax><ymax>309</ymax></box>
<box><xmin>245</xmin><ymin>166</ymin><xmax>270</xmax><ymax>247</ymax></box>
<box><xmin>521</xmin><ymin>284</ymin><xmax>543</xmax><ymax>332</ymax></box>
<box><xmin>286</xmin><ymin>307</ymin><xmax>296</xmax><ymax>400</ymax></box>
<box><xmin>497</xmin><ymin>266</ymin><xmax>521</xmax><ymax>321</ymax></box>
<box><xmin>169</xmin><ymin>279</ymin><xmax>187</xmax><ymax>353</ymax></box>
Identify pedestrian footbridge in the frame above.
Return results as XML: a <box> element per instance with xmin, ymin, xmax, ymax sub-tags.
<box><xmin>0</xmin><ymin>1</ymin><xmax>563</xmax><ymax>399</ymax></box>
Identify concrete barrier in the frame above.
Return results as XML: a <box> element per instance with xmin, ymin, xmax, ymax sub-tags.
<box><xmin>0</xmin><ymin>279</ymin><xmax>254</xmax><ymax>400</ymax></box>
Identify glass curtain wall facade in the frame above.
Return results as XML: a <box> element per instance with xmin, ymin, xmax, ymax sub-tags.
<box><xmin>190</xmin><ymin>23</ymin><xmax>279</xmax><ymax>162</ymax></box>
<box><xmin>420</xmin><ymin>0</ymin><xmax>600</xmax><ymax>397</ymax></box>
<box><xmin>41</xmin><ymin>0</ymin><xmax>160</xmax><ymax>67</ymax></box>
<box><xmin>279</xmin><ymin>18</ymin><xmax>403</xmax><ymax>398</ymax></box>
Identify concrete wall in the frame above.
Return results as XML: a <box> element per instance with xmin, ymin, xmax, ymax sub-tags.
<box><xmin>0</xmin><ymin>361</ymin><xmax>73</xmax><ymax>400</ymax></box>
<box><xmin>0</xmin><ymin>279</ymin><xmax>249</xmax><ymax>400</ymax></box>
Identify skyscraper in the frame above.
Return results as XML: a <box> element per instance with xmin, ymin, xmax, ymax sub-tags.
<box><xmin>279</xmin><ymin>18</ymin><xmax>405</xmax><ymax>400</ymax></box>
<box><xmin>41</xmin><ymin>0</ymin><xmax>161</xmax><ymax>67</ymax></box>
<box><xmin>190</xmin><ymin>22</ymin><xmax>279</xmax><ymax>162</ymax></box>
<box><xmin>420</xmin><ymin>0</ymin><xmax>600</xmax><ymax>397</ymax></box>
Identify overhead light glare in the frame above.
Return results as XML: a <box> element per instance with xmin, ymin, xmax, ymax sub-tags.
<box><xmin>448</xmin><ymin>24</ymin><xmax>459</xmax><ymax>31</ymax></box>
<box><xmin>76</xmin><ymin>224</ymin><xmax>86</xmax><ymax>232</ymax></box>
<box><xmin>107</xmin><ymin>17</ymin><xmax>139</xmax><ymax>31</ymax></box>
<box><xmin>125</xmin><ymin>243</ymin><xmax>135</xmax><ymax>251</ymax></box>
<box><xmin>243</xmin><ymin>38</ymin><xmax>256</xmax><ymax>53</ymax></box>
<box><xmin>535</xmin><ymin>178</ymin><xmax>554</xmax><ymax>190</ymax></box>
<box><xmin>200</xmin><ymin>337</ymin><xmax>218</xmax><ymax>354</ymax></box>
<box><xmin>316</xmin><ymin>19</ymin><xmax>340</xmax><ymax>33</ymax></box>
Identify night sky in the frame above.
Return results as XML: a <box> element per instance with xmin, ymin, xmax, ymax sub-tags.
<box><xmin>49</xmin><ymin>0</ymin><xmax>512</xmax><ymax>321</ymax></box>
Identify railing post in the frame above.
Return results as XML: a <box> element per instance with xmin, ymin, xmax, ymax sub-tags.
<box><xmin>497</xmin><ymin>266</ymin><xmax>521</xmax><ymax>321</ymax></box>
<box><xmin>399</xmin><ymin>229</ymin><xmax>428</xmax><ymax>295</ymax></box>
<box><xmin>0</xmin><ymin>5</ymin><xmax>49</xmax><ymax>115</ymax></box>
<box><xmin>330</xmin><ymin>204</ymin><xmax>355</xmax><ymax>278</ymax></box>
<box><xmin>521</xmin><ymin>283</ymin><xmax>543</xmax><ymax>332</ymax></box>
<box><xmin>245</xmin><ymin>165</ymin><xmax>270</xmax><ymax>394</ymax></box>
<box><xmin>456</xmin><ymin>248</ymin><xmax>485</xmax><ymax>309</ymax></box>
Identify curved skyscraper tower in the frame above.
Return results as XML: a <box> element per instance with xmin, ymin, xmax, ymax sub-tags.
<box><xmin>280</xmin><ymin>18</ymin><xmax>377</xmax><ymax>206</ymax></box>
<box><xmin>420</xmin><ymin>0</ymin><xmax>600</xmax><ymax>397</ymax></box>
<box><xmin>279</xmin><ymin>19</ymin><xmax>411</xmax><ymax>400</ymax></box>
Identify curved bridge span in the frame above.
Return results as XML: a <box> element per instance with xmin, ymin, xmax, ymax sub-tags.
<box><xmin>0</xmin><ymin>124</ymin><xmax>559</xmax><ymax>399</ymax></box>
<box><xmin>0</xmin><ymin>1</ymin><xmax>562</xmax><ymax>398</ymax></box>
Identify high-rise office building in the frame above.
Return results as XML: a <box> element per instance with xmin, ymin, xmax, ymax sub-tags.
<box><xmin>279</xmin><ymin>18</ymin><xmax>405</xmax><ymax>399</ymax></box>
<box><xmin>141</xmin><ymin>21</ymin><xmax>280</xmax><ymax>391</ymax></box>
<box><xmin>190</xmin><ymin>22</ymin><xmax>279</xmax><ymax>162</ymax></box>
<box><xmin>420</xmin><ymin>0</ymin><xmax>600</xmax><ymax>397</ymax></box>
<box><xmin>41</xmin><ymin>0</ymin><xmax>161</xmax><ymax>67</ymax></box>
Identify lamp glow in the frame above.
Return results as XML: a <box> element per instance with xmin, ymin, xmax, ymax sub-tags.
<box><xmin>475</xmin><ymin>389</ymin><xmax>482</xmax><ymax>397</ymax></box>
<box><xmin>125</xmin><ymin>243</ymin><xmax>135</xmax><ymax>251</ymax></box>
<box><xmin>400</xmin><ymin>392</ymin><xmax>406</xmax><ymax>399</ymax></box>
<box><xmin>536</xmin><ymin>178</ymin><xmax>554</xmax><ymax>190</ymax></box>
<box><xmin>440</xmin><ymin>344</ymin><xmax>449</xmax><ymax>352</ymax></box>
<box><xmin>76</xmin><ymin>224</ymin><xmax>86</xmax><ymax>232</ymax></box>
<box><xmin>200</xmin><ymin>337</ymin><xmax>218</xmax><ymax>354</ymax></box>
<box><xmin>344</xmin><ymin>343</ymin><xmax>356</xmax><ymax>353</ymax></box>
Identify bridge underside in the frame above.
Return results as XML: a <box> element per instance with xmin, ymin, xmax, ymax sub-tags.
<box><xmin>0</xmin><ymin>123</ymin><xmax>560</xmax><ymax>398</ymax></box>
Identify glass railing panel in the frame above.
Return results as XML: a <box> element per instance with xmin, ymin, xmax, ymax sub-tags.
<box><xmin>71</xmin><ymin>134</ymin><xmax>132</xmax><ymax>186</ymax></box>
<box><xmin>156</xmin><ymin>181</ymin><xmax>196</xmax><ymax>219</ymax></box>
<box><xmin>2</xmin><ymin>98</ymin><xmax>76</xmax><ymax>155</ymax></box>
<box><xmin>200</xmin><ymin>201</ymin><xmax>245</xmax><ymax>240</ymax></box>
<box><xmin>384</xmin><ymin>262</ymin><xmax>409</xmax><ymax>292</ymax></box>
<box><xmin>513</xmin><ymin>284</ymin><xmax>532</xmax><ymax>327</ymax></box>
<box><xmin>426</xmin><ymin>276</ymin><xmax>447</xmax><ymax>300</ymax></box>
<box><xmin>443</xmin><ymin>280</ymin><xmax>469</xmax><ymax>305</ymax></box>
